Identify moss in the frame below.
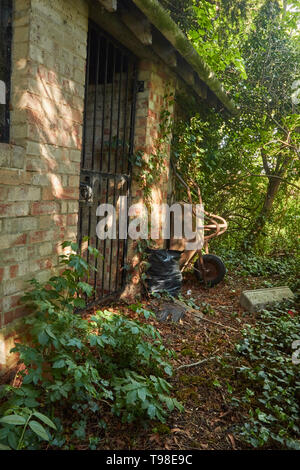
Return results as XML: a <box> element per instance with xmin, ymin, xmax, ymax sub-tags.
<box><xmin>152</xmin><ymin>423</ymin><xmax>171</xmax><ymax>435</ymax></box>
<box><xmin>190</xmin><ymin>440</ymin><xmax>205</xmax><ymax>449</ymax></box>
<box><xmin>175</xmin><ymin>387</ymin><xmax>199</xmax><ymax>403</ymax></box>
<box><xmin>180</xmin><ymin>347</ymin><xmax>197</xmax><ymax>358</ymax></box>
<box><xmin>141</xmin><ymin>0</ymin><xmax>177</xmax><ymax>35</ymax></box>
<box><xmin>179</xmin><ymin>374</ymin><xmax>206</xmax><ymax>385</ymax></box>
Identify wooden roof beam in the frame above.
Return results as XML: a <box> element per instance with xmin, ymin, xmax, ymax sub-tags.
<box><xmin>194</xmin><ymin>75</ymin><xmax>207</xmax><ymax>100</ymax></box>
<box><xmin>132</xmin><ymin>0</ymin><xmax>238</xmax><ymax>114</ymax></box>
<box><xmin>151</xmin><ymin>30</ymin><xmax>177</xmax><ymax>68</ymax></box>
<box><xmin>97</xmin><ymin>0</ymin><xmax>117</xmax><ymax>13</ymax></box>
<box><xmin>121</xmin><ymin>10</ymin><xmax>152</xmax><ymax>46</ymax></box>
<box><xmin>176</xmin><ymin>56</ymin><xmax>194</xmax><ymax>87</ymax></box>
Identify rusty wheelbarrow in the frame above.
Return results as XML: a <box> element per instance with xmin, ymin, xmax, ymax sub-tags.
<box><xmin>169</xmin><ymin>160</ymin><xmax>228</xmax><ymax>287</ymax></box>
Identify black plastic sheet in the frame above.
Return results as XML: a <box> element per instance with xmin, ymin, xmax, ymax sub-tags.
<box><xmin>146</xmin><ymin>249</ymin><xmax>183</xmax><ymax>296</ymax></box>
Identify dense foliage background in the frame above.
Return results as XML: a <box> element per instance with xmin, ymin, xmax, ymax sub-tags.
<box><xmin>161</xmin><ymin>0</ymin><xmax>300</xmax><ymax>255</ymax></box>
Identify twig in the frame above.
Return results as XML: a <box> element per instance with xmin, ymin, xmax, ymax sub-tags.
<box><xmin>194</xmin><ymin>314</ymin><xmax>238</xmax><ymax>332</ymax></box>
<box><xmin>176</xmin><ymin>356</ymin><xmax>217</xmax><ymax>370</ymax></box>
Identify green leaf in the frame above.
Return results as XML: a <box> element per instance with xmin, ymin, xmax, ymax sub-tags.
<box><xmin>213</xmin><ymin>379</ymin><xmax>221</xmax><ymax>388</ymax></box>
<box><xmin>52</xmin><ymin>359</ymin><xmax>66</xmax><ymax>369</ymax></box>
<box><xmin>147</xmin><ymin>404</ymin><xmax>156</xmax><ymax>419</ymax></box>
<box><xmin>45</xmin><ymin>326</ymin><xmax>56</xmax><ymax>340</ymax></box>
<box><xmin>0</xmin><ymin>428</ymin><xmax>9</xmax><ymax>441</ymax></box>
<box><xmin>0</xmin><ymin>415</ymin><xmax>26</xmax><ymax>426</ymax></box>
<box><xmin>33</xmin><ymin>412</ymin><xmax>57</xmax><ymax>430</ymax></box>
<box><xmin>66</xmin><ymin>338</ymin><xmax>83</xmax><ymax>349</ymax></box>
<box><xmin>73</xmin><ymin>298</ymin><xmax>86</xmax><ymax>308</ymax></box>
<box><xmin>28</xmin><ymin>421</ymin><xmax>50</xmax><ymax>441</ymax></box>
<box><xmin>164</xmin><ymin>365</ymin><xmax>173</xmax><ymax>376</ymax></box>
<box><xmin>24</xmin><ymin>398</ymin><xmax>39</xmax><ymax>408</ymax></box>
<box><xmin>78</xmin><ymin>282</ymin><xmax>94</xmax><ymax>296</ymax></box>
<box><xmin>164</xmin><ymin>396</ymin><xmax>175</xmax><ymax>411</ymax></box>
<box><xmin>37</xmin><ymin>330</ymin><xmax>49</xmax><ymax>346</ymax></box>
<box><xmin>137</xmin><ymin>388</ymin><xmax>147</xmax><ymax>401</ymax></box>
<box><xmin>8</xmin><ymin>432</ymin><xmax>18</xmax><ymax>450</ymax></box>
<box><xmin>126</xmin><ymin>390</ymin><xmax>137</xmax><ymax>405</ymax></box>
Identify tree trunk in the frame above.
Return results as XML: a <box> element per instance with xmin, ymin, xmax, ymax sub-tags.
<box><xmin>243</xmin><ymin>148</ymin><xmax>293</xmax><ymax>249</ymax></box>
<box><xmin>245</xmin><ymin>176</ymin><xmax>281</xmax><ymax>248</ymax></box>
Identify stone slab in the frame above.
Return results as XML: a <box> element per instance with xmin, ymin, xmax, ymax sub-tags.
<box><xmin>240</xmin><ymin>286</ymin><xmax>294</xmax><ymax>312</ymax></box>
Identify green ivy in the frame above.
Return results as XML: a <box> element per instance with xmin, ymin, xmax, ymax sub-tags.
<box><xmin>131</xmin><ymin>89</ymin><xmax>174</xmax><ymax>204</ymax></box>
<box><xmin>230</xmin><ymin>300</ymin><xmax>300</xmax><ymax>449</ymax></box>
<box><xmin>216</xmin><ymin>248</ymin><xmax>300</xmax><ymax>291</ymax></box>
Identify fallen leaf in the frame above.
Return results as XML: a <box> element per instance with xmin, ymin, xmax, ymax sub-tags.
<box><xmin>227</xmin><ymin>433</ymin><xmax>237</xmax><ymax>450</ymax></box>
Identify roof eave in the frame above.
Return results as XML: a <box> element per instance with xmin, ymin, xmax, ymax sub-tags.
<box><xmin>131</xmin><ymin>0</ymin><xmax>238</xmax><ymax>115</ymax></box>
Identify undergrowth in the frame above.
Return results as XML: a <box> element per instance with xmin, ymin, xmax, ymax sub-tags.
<box><xmin>216</xmin><ymin>248</ymin><xmax>300</xmax><ymax>290</ymax></box>
<box><xmin>0</xmin><ymin>242</ymin><xmax>182</xmax><ymax>450</ymax></box>
<box><xmin>226</xmin><ymin>299</ymin><xmax>300</xmax><ymax>449</ymax></box>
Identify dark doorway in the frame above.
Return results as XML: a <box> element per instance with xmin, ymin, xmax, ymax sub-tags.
<box><xmin>0</xmin><ymin>0</ymin><xmax>12</xmax><ymax>143</ymax></box>
<box><xmin>78</xmin><ymin>21</ymin><xmax>138</xmax><ymax>300</ymax></box>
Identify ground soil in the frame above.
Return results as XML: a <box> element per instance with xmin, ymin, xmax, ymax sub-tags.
<box><xmin>77</xmin><ymin>270</ymin><xmax>264</xmax><ymax>451</ymax></box>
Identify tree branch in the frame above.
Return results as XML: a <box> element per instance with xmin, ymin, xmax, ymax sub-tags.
<box><xmin>176</xmin><ymin>356</ymin><xmax>217</xmax><ymax>370</ymax></box>
<box><xmin>249</xmin><ymin>174</ymin><xmax>300</xmax><ymax>190</ymax></box>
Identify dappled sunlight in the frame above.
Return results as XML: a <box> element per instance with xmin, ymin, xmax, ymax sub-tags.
<box><xmin>15</xmin><ymin>61</ymin><xmax>83</xmax><ymax>258</ymax></box>
<box><xmin>48</xmin><ymin>173</ymin><xmax>63</xmax><ymax>198</ymax></box>
<box><xmin>80</xmin><ymin>238</ymin><xmax>89</xmax><ymax>256</ymax></box>
<box><xmin>40</xmin><ymin>144</ymin><xmax>57</xmax><ymax>171</ymax></box>
<box><xmin>16</xmin><ymin>58</ymin><xmax>27</xmax><ymax>70</ymax></box>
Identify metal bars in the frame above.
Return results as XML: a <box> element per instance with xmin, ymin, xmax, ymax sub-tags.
<box><xmin>0</xmin><ymin>0</ymin><xmax>12</xmax><ymax>143</ymax></box>
<box><xmin>78</xmin><ymin>21</ymin><xmax>138</xmax><ymax>300</ymax></box>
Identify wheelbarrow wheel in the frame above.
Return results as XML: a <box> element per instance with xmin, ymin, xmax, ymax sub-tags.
<box><xmin>194</xmin><ymin>254</ymin><xmax>226</xmax><ymax>287</ymax></box>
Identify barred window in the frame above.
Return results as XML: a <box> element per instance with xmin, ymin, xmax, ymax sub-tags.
<box><xmin>0</xmin><ymin>0</ymin><xmax>12</xmax><ymax>143</ymax></box>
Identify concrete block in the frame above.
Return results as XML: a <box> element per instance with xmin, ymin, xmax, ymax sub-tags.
<box><xmin>240</xmin><ymin>286</ymin><xmax>295</xmax><ymax>312</ymax></box>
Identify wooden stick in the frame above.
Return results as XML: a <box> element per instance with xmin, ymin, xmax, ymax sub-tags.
<box><xmin>194</xmin><ymin>314</ymin><xmax>238</xmax><ymax>332</ymax></box>
<box><xmin>176</xmin><ymin>356</ymin><xmax>217</xmax><ymax>370</ymax></box>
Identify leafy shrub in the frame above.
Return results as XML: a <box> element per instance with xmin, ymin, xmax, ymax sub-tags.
<box><xmin>0</xmin><ymin>242</ymin><xmax>182</xmax><ymax>449</ymax></box>
<box><xmin>0</xmin><ymin>409</ymin><xmax>56</xmax><ymax>450</ymax></box>
<box><xmin>217</xmin><ymin>248</ymin><xmax>300</xmax><ymax>289</ymax></box>
<box><xmin>232</xmin><ymin>300</ymin><xmax>300</xmax><ymax>449</ymax></box>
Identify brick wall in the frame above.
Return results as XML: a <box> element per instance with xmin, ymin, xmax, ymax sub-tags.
<box><xmin>0</xmin><ymin>0</ymin><xmax>88</xmax><ymax>373</ymax></box>
<box><xmin>0</xmin><ymin>1</ymin><xmax>178</xmax><ymax>372</ymax></box>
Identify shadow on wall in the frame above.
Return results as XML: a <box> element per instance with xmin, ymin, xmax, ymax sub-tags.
<box><xmin>15</xmin><ymin>57</ymin><xmax>84</xmax><ymax>258</ymax></box>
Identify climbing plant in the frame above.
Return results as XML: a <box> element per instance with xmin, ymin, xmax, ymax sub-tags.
<box><xmin>131</xmin><ymin>89</ymin><xmax>174</xmax><ymax>204</ymax></box>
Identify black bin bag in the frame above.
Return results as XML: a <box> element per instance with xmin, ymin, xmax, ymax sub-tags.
<box><xmin>145</xmin><ymin>249</ymin><xmax>183</xmax><ymax>296</ymax></box>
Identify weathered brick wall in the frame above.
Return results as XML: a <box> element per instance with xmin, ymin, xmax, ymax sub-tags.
<box><xmin>133</xmin><ymin>60</ymin><xmax>175</xmax><ymax>220</ymax></box>
<box><xmin>124</xmin><ymin>60</ymin><xmax>176</xmax><ymax>294</ymax></box>
<box><xmin>0</xmin><ymin>0</ymin><xmax>88</xmax><ymax>373</ymax></box>
<box><xmin>0</xmin><ymin>1</ymin><xmax>178</xmax><ymax>371</ymax></box>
